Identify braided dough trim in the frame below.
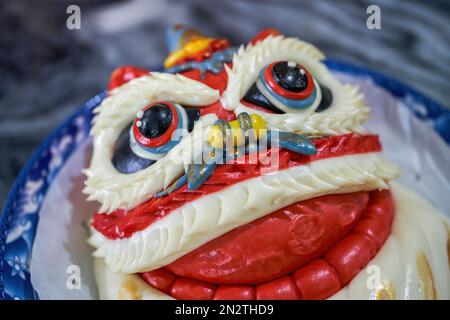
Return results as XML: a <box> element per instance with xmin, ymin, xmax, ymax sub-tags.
<box><xmin>83</xmin><ymin>73</ymin><xmax>220</xmax><ymax>213</ymax></box>
<box><xmin>221</xmin><ymin>35</ymin><xmax>370</xmax><ymax>134</ymax></box>
<box><xmin>89</xmin><ymin>152</ymin><xmax>399</xmax><ymax>274</ymax></box>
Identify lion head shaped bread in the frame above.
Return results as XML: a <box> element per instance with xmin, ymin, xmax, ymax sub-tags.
<box><xmin>84</xmin><ymin>26</ymin><xmax>450</xmax><ymax>300</ymax></box>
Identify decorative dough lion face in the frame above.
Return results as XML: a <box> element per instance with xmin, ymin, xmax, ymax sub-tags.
<box><xmin>85</xmin><ymin>27</ymin><xmax>404</xmax><ymax>300</ymax></box>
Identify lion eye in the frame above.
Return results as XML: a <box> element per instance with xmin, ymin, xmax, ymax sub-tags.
<box><xmin>112</xmin><ymin>101</ymin><xmax>200</xmax><ymax>174</ymax></box>
<box><xmin>243</xmin><ymin>61</ymin><xmax>332</xmax><ymax>113</ymax></box>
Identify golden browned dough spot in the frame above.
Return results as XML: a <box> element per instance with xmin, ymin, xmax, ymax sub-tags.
<box><xmin>416</xmin><ymin>251</ymin><xmax>437</xmax><ymax>300</ymax></box>
<box><xmin>118</xmin><ymin>278</ymin><xmax>141</xmax><ymax>300</ymax></box>
<box><xmin>375</xmin><ymin>280</ymin><xmax>397</xmax><ymax>300</ymax></box>
<box><xmin>446</xmin><ymin>223</ymin><xmax>450</xmax><ymax>272</ymax></box>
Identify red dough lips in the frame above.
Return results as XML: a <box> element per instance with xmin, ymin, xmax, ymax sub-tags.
<box><xmin>140</xmin><ymin>190</ymin><xmax>394</xmax><ymax>300</ymax></box>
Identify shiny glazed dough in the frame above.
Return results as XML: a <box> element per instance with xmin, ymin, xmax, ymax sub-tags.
<box><xmin>94</xmin><ymin>182</ymin><xmax>450</xmax><ymax>300</ymax></box>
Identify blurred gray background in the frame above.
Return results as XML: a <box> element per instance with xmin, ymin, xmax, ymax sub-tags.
<box><xmin>0</xmin><ymin>0</ymin><xmax>449</xmax><ymax>208</ymax></box>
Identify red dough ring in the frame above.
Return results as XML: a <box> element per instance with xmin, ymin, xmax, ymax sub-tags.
<box><xmin>292</xmin><ymin>259</ymin><xmax>341</xmax><ymax>300</ymax></box>
<box><xmin>108</xmin><ymin>65</ymin><xmax>149</xmax><ymax>93</ymax></box>
<box><xmin>324</xmin><ymin>234</ymin><xmax>377</xmax><ymax>285</ymax></box>
<box><xmin>214</xmin><ymin>285</ymin><xmax>255</xmax><ymax>300</ymax></box>
<box><xmin>250</xmin><ymin>28</ymin><xmax>282</xmax><ymax>45</ymax></box>
<box><xmin>140</xmin><ymin>268</ymin><xmax>177</xmax><ymax>294</ymax></box>
<box><xmin>170</xmin><ymin>278</ymin><xmax>216</xmax><ymax>300</ymax></box>
<box><xmin>256</xmin><ymin>276</ymin><xmax>301</xmax><ymax>300</ymax></box>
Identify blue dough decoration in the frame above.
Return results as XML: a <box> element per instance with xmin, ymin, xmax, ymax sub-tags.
<box><xmin>155</xmin><ymin>112</ymin><xmax>317</xmax><ymax>197</ymax></box>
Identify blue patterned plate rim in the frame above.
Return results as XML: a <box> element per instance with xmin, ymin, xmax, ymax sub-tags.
<box><xmin>0</xmin><ymin>59</ymin><xmax>449</xmax><ymax>300</ymax></box>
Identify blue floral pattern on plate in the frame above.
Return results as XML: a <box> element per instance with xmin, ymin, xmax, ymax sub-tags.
<box><xmin>0</xmin><ymin>91</ymin><xmax>106</xmax><ymax>300</ymax></box>
<box><xmin>0</xmin><ymin>61</ymin><xmax>449</xmax><ymax>300</ymax></box>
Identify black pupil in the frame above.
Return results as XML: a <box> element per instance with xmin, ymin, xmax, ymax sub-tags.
<box><xmin>272</xmin><ymin>62</ymin><xmax>308</xmax><ymax>92</ymax></box>
<box><xmin>139</xmin><ymin>104</ymin><xmax>173</xmax><ymax>138</ymax></box>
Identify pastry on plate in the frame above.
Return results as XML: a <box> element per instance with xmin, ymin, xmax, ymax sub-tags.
<box><xmin>84</xmin><ymin>26</ymin><xmax>450</xmax><ymax>300</ymax></box>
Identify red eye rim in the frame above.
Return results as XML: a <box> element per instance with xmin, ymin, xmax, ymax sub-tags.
<box><xmin>263</xmin><ymin>62</ymin><xmax>315</xmax><ymax>100</ymax></box>
<box><xmin>133</xmin><ymin>102</ymin><xmax>179</xmax><ymax>148</ymax></box>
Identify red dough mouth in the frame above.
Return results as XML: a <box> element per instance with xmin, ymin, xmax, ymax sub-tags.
<box><xmin>140</xmin><ymin>190</ymin><xmax>394</xmax><ymax>300</ymax></box>
<box><xmin>92</xmin><ymin>133</ymin><xmax>382</xmax><ymax>239</ymax></box>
